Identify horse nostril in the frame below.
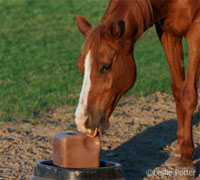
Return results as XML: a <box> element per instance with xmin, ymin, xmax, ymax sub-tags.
<box><xmin>85</xmin><ymin>117</ymin><xmax>90</xmax><ymax>129</ymax></box>
<box><xmin>85</xmin><ymin>116</ymin><xmax>97</xmax><ymax>130</ymax></box>
<box><xmin>85</xmin><ymin>112</ymin><xmax>105</xmax><ymax>131</ymax></box>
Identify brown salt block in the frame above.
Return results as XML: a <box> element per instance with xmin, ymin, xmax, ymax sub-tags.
<box><xmin>53</xmin><ymin>132</ymin><xmax>100</xmax><ymax>169</ymax></box>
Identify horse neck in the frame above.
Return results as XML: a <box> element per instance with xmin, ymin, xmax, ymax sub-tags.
<box><xmin>101</xmin><ymin>0</ymin><xmax>163</xmax><ymax>40</ymax></box>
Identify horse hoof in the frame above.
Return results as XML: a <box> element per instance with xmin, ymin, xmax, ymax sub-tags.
<box><xmin>164</xmin><ymin>154</ymin><xmax>181</xmax><ymax>166</ymax></box>
<box><xmin>173</xmin><ymin>164</ymin><xmax>196</xmax><ymax>180</ymax></box>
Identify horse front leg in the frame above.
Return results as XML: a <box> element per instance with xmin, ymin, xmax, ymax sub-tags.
<box><xmin>156</xmin><ymin>24</ymin><xmax>185</xmax><ymax>166</ymax></box>
<box><xmin>174</xmin><ymin>23</ymin><xmax>200</xmax><ymax>179</ymax></box>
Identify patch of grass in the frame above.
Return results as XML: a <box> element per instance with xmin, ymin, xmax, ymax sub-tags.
<box><xmin>0</xmin><ymin>0</ymin><xmax>189</xmax><ymax>121</ymax></box>
<box><xmin>0</xmin><ymin>0</ymin><xmax>108</xmax><ymax>120</ymax></box>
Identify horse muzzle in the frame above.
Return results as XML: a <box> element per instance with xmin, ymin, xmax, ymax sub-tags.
<box><xmin>75</xmin><ymin>112</ymin><xmax>110</xmax><ymax>137</ymax></box>
<box><xmin>75</xmin><ymin>115</ymin><xmax>98</xmax><ymax>137</ymax></box>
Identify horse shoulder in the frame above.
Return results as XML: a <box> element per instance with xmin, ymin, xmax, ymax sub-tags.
<box><xmin>162</xmin><ymin>0</ymin><xmax>200</xmax><ymax>36</ymax></box>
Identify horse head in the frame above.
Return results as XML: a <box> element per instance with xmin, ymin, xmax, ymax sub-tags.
<box><xmin>75</xmin><ymin>16</ymin><xmax>136</xmax><ymax>137</ymax></box>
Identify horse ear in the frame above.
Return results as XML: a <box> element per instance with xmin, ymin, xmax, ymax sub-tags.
<box><xmin>108</xmin><ymin>20</ymin><xmax>125</xmax><ymax>39</ymax></box>
<box><xmin>76</xmin><ymin>15</ymin><xmax>92</xmax><ymax>36</ymax></box>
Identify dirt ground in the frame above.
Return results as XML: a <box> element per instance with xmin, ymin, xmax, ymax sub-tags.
<box><xmin>0</xmin><ymin>92</ymin><xmax>200</xmax><ymax>180</ymax></box>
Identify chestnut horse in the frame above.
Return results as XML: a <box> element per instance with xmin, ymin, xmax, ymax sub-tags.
<box><xmin>75</xmin><ymin>0</ymin><xmax>200</xmax><ymax>177</ymax></box>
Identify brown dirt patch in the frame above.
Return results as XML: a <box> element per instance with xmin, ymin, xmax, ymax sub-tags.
<box><xmin>0</xmin><ymin>92</ymin><xmax>200</xmax><ymax>180</ymax></box>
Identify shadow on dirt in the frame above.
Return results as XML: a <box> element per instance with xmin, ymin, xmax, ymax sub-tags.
<box><xmin>194</xmin><ymin>145</ymin><xmax>200</xmax><ymax>178</ymax></box>
<box><xmin>101</xmin><ymin>112</ymin><xmax>200</xmax><ymax>180</ymax></box>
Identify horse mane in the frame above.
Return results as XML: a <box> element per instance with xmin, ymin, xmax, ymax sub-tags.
<box><xmin>101</xmin><ymin>0</ymin><xmax>154</xmax><ymax>36</ymax></box>
<box><xmin>82</xmin><ymin>0</ymin><xmax>154</xmax><ymax>57</ymax></box>
<box><xmin>126</xmin><ymin>0</ymin><xmax>153</xmax><ymax>33</ymax></box>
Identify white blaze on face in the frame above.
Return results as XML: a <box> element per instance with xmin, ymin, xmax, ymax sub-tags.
<box><xmin>75</xmin><ymin>51</ymin><xmax>92</xmax><ymax>132</ymax></box>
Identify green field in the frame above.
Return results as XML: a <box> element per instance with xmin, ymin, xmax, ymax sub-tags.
<box><xmin>0</xmin><ymin>0</ymin><xmax>188</xmax><ymax>121</ymax></box>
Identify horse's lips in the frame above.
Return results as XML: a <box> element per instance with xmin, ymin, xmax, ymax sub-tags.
<box><xmin>86</xmin><ymin>128</ymin><xmax>98</xmax><ymax>137</ymax></box>
<box><xmin>76</xmin><ymin>117</ymin><xmax>98</xmax><ymax>137</ymax></box>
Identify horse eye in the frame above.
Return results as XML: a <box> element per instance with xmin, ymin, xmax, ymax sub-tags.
<box><xmin>100</xmin><ymin>63</ymin><xmax>112</xmax><ymax>74</ymax></box>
